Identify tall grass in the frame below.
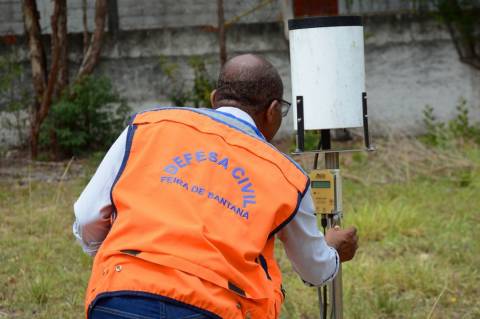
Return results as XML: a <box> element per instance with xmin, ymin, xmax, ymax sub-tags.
<box><xmin>0</xmin><ymin>161</ymin><xmax>92</xmax><ymax>318</ymax></box>
<box><xmin>279</xmin><ymin>142</ymin><xmax>480</xmax><ymax>319</ymax></box>
<box><xmin>1</xmin><ymin>141</ymin><xmax>479</xmax><ymax>318</ymax></box>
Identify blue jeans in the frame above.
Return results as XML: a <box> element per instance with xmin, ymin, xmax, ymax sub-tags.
<box><xmin>90</xmin><ymin>294</ymin><xmax>211</xmax><ymax>319</ymax></box>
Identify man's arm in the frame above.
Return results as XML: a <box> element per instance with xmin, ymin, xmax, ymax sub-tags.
<box><xmin>73</xmin><ymin>127</ymin><xmax>128</xmax><ymax>256</ymax></box>
<box><xmin>277</xmin><ymin>187</ymin><xmax>358</xmax><ymax>286</ymax></box>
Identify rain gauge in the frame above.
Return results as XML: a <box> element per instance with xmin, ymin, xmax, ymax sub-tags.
<box><xmin>288</xmin><ymin>15</ymin><xmax>374</xmax><ymax>319</ymax></box>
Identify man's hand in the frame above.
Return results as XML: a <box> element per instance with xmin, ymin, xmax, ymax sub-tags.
<box><xmin>325</xmin><ymin>226</ymin><xmax>358</xmax><ymax>262</ymax></box>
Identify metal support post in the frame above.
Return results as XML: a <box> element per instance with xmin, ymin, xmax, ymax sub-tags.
<box><xmin>296</xmin><ymin>96</ymin><xmax>304</xmax><ymax>152</ymax></box>
<box><xmin>325</xmin><ymin>151</ymin><xmax>343</xmax><ymax>319</ymax></box>
<box><xmin>325</xmin><ymin>153</ymin><xmax>343</xmax><ymax>319</ymax></box>
<box><xmin>317</xmin><ymin>129</ymin><xmax>343</xmax><ymax>319</ymax></box>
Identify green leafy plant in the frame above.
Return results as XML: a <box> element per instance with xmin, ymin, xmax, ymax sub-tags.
<box><xmin>39</xmin><ymin>76</ymin><xmax>131</xmax><ymax>158</ymax></box>
<box><xmin>422</xmin><ymin>99</ymin><xmax>480</xmax><ymax>147</ymax></box>
<box><xmin>188</xmin><ymin>56</ymin><xmax>215</xmax><ymax>108</ymax></box>
<box><xmin>159</xmin><ymin>56</ymin><xmax>215</xmax><ymax>108</ymax></box>
<box><xmin>422</xmin><ymin>104</ymin><xmax>449</xmax><ymax>146</ymax></box>
<box><xmin>158</xmin><ymin>56</ymin><xmax>190</xmax><ymax>106</ymax></box>
<box><xmin>448</xmin><ymin>98</ymin><xmax>478</xmax><ymax>140</ymax></box>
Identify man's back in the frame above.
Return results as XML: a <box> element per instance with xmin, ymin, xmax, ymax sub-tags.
<box><xmin>85</xmin><ymin>107</ymin><xmax>309</xmax><ymax>319</ymax></box>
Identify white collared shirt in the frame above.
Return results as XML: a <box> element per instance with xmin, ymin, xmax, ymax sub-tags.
<box><xmin>73</xmin><ymin>107</ymin><xmax>339</xmax><ymax>286</ymax></box>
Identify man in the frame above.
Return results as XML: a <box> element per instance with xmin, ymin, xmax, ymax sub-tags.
<box><xmin>74</xmin><ymin>54</ymin><xmax>358</xmax><ymax>319</ymax></box>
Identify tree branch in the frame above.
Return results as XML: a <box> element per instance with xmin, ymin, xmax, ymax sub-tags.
<box><xmin>38</xmin><ymin>0</ymin><xmax>65</xmax><ymax>124</ymax></box>
<box><xmin>82</xmin><ymin>0</ymin><xmax>89</xmax><ymax>55</ymax></box>
<box><xmin>76</xmin><ymin>0</ymin><xmax>108</xmax><ymax>80</ymax></box>
<box><xmin>55</xmin><ymin>0</ymin><xmax>68</xmax><ymax>97</ymax></box>
<box><xmin>22</xmin><ymin>0</ymin><xmax>47</xmax><ymax>100</ymax></box>
<box><xmin>217</xmin><ymin>0</ymin><xmax>227</xmax><ymax>66</ymax></box>
<box><xmin>435</xmin><ymin>0</ymin><xmax>480</xmax><ymax>70</ymax></box>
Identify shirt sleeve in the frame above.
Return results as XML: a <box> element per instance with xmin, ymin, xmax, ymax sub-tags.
<box><xmin>72</xmin><ymin>127</ymin><xmax>128</xmax><ymax>256</ymax></box>
<box><xmin>277</xmin><ymin>186</ymin><xmax>339</xmax><ymax>286</ymax></box>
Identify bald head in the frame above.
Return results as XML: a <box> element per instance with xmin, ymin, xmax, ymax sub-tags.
<box><xmin>213</xmin><ymin>54</ymin><xmax>283</xmax><ymax>113</ymax></box>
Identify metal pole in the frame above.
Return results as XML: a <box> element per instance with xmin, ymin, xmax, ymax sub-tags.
<box><xmin>296</xmin><ymin>96</ymin><xmax>304</xmax><ymax>152</ymax></box>
<box><xmin>325</xmin><ymin>151</ymin><xmax>343</xmax><ymax>319</ymax></box>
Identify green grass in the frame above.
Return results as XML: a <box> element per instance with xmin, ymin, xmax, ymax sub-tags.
<box><xmin>279</xmin><ymin>145</ymin><xmax>480</xmax><ymax>319</ymax></box>
<box><xmin>0</xmin><ymin>164</ymin><xmax>94</xmax><ymax>318</ymax></box>
<box><xmin>1</xmin><ymin>143</ymin><xmax>479</xmax><ymax>318</ymax></box>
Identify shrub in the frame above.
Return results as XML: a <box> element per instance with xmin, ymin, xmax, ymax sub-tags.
<box><xmin>188</xmin><ymin>56</ymin><xmax>215</xmax><ymax>108</ymax></box>
<box><xmin>422</xmin><ymin>104</ymin><xmax>449</xmax><ymax>146</ymax></box>
<box><xmin>158</xmin><ymin>55</ymin><xmax>215</xmax><ymax>108</ymax></box>
<box><xmin>447</xmin><ymin>98</ymin><xmax>478</xmax><ymax>140</ymax></box>
<box><xmin>422</xmin><ymin>98</ymin><xmax>480</xmax><ymax>147</ymax></box>
<box><xmin>39</xmin><ymin>76</ymin><xmax>131</xmax><ymax>158</ymax></box>
<box><xmin>158</xmin><ymin>56</ymin><xmax>190</xmax><ymax>106</ymax></box>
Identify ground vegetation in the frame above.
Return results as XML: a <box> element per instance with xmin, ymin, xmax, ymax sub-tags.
<box><xmin>0</xmin><ymin>133</ymin><xmax>478</xmax><ymax>318</ymax></box>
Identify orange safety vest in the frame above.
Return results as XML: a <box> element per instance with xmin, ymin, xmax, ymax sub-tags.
<box><xmin>85</xmin><ymin>107</ymin><xmax>309</xmax><ymax>319</ymax></box>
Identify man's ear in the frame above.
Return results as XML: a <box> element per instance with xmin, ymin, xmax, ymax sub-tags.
<box><xmin>259</xmin><ymin>100</ymin><xmax>281</xmax><ymax>142</ymax></box>
<box><xmin>265</xmin><ymin>100</ymin><xmax>279</xmax><ymax>123</ymax></box>
<box><xmin>210</xmin><ymin>90</ymin><xmax>217</xmax><ymax>108</ymax></box>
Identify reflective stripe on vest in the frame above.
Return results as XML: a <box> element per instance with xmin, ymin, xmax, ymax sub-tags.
<box><xmin>85</xmin><ymin>107</ymin><xmax>309</xmax><ymax>318</ymax></box>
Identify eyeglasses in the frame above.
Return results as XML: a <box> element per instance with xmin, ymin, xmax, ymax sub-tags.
<box><xmin>278</xmin><ymin>99</ymin><xmax>291</xmax><ymax>117</ymax></box>
<box><xmin>260</xmin><ymin>99</ymin><xmax>291</xmax><ymax>117</ymax></box>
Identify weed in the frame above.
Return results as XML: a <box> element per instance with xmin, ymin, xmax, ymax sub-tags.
<box><xmin>188</xmin><ymin>56</ymin><xmax>215</xmax><ymax>108</ymax></box>
<box><xmin>29</xmin><ymin>275</ymin><xmax>51</xmax><ymax>306</ymax></box>
<box><xmin>422</xmin><ymin>104</ymin><xmax>449</xmax><ymax>147</ymax></box>
<box><xmin>422</xmin><ymin>99</ymin><xmax>480</xmax><ymax>147</ymax></box>
<box><xmin>158</xmin><ymin>55</ymin><xmax>215</xmax><ymax>108</ymax></box>
<box><xmin>39</xmin><ymin>76</ymin><xmax>131</xmax><ymax>159</ymax></box>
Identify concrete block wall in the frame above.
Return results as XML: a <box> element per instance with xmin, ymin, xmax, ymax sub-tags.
<box><xmin>363</xmin><ymin>15</ymin><xmax>480</xmax><ymax>133</ymax></box>
<box><xmin>117</xmin><ymin>0</ymin><xmax>281</xmax><ymax>30</ymax></box>
<box><xmin>0</xmin><ymin>0</ymin><xmax>479</xmax><ymax>146</ymax></box>
<box><xmin>0</xmin><ymin>0</ymin><xmax>281</xmax><ymax>35</ymax></box>
<box><xmin>0</xmin><ymin>0</ymin><xmax>24</xmax><ymax>35</ymax></box>
<box><xmin>339</xmin><ymin>0</ymin><xmax>430</xmax><ymax>14</ymax></box>
<box><xmin>93</xmin><ymin>14</ymin><xmax>480</xmax><ymax>136</ymax></box>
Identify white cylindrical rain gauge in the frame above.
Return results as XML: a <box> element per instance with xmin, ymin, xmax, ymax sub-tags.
<box><xmin>288</xmin><ymin>16</ymin><xmax>366</xmax><ymax>131</ymax></box>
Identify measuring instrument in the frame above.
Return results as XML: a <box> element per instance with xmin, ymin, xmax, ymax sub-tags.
<box><xmin>309</xmin><ymin>169</ymin><xmax>341</xmax><ymax>215</ymax></box>
<box><xmin>288</xmin><ymin>15</ymin><xmax>375</xmax><ymax>319</ymax></box>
